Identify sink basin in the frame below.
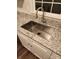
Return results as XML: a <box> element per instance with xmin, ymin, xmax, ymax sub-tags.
<box><xmin>21</xmin><ymin>21</ymin><xmax>54</xmax><ymax>41</ymax></box>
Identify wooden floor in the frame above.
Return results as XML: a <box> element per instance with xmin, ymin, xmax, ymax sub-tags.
<box><xmin>17</xmin><ymin>36</ymin><xmax>39</xmax><ymax>59</ymax></box>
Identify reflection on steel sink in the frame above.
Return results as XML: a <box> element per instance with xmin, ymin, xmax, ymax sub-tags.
<box><xmin>21</xmin><ymin>21</ymin><xmax>54</xmax><ymax>41</ymax></box>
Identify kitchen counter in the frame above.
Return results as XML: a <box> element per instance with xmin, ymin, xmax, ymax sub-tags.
<box><xmin>17</xmin><ymin>11</ymin><xmax>61</xmax><ymax>59</ymax></box>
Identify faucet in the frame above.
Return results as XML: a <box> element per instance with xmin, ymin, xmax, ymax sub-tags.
<box><xmin>36</xmin><ymin>7</ymin><xmax>46</xmax><ymax>23</ymax></box>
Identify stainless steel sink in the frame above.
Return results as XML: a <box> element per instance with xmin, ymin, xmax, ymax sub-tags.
<box><xmin>21</xmin><ymin>21</ymin><xmax>54</xmax><ymax>41</ymax></box>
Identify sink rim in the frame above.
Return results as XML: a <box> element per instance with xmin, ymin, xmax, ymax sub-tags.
<box><xmin>21</xmin><ymin>21</ymin><xmax>54</xmax><ymax>42</ymax></box>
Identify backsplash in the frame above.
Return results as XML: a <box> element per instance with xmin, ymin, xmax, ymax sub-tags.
<box><xmin>17</xmin><ymin>11</ymin><xmax>61</xmax><ymax>32</ymax></box>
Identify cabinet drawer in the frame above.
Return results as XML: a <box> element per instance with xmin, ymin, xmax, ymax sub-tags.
<box><xmin>18</xmin><ymin>32</ymin><xmax>52</xmax><ymax>59</ymax></box>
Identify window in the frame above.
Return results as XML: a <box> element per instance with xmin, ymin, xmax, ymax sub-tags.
<box><xmin>35</xmin><ymin>0</ymin><xmax>61</xmax><ymax>14</ymax></box>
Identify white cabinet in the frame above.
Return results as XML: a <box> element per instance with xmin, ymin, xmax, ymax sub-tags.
<box><xmin>18</xmin><ymin>31</ymin><xmax>52</xmax><ymax>59</ymax></box>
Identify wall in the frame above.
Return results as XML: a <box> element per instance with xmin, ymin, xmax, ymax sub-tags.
<box><xmin>17</xmin><ymin>0</ymin><xmax>35</xmax><ymax>14</ymax></box>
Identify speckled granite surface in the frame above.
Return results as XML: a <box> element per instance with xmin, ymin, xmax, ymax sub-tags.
<box><xmin>17</xmin><ymin>12</ymin><xmax>61</xmax><ymax>59</ymax></box>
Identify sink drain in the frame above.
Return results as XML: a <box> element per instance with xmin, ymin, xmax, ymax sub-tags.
<box><xmin>37</xmin><ymin>32</ymin><xmax>41</xmax><ymax>35</ymax></box>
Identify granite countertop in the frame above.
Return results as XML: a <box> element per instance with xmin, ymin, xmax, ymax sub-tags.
<box><xmin>17</xmin><ymin>12</ymin><xmax>61</xmax><ymax>56</ymax></box>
